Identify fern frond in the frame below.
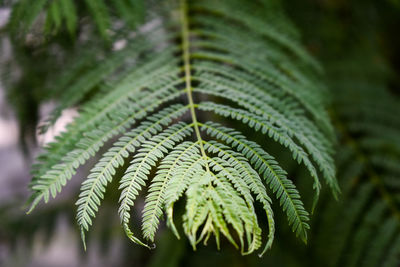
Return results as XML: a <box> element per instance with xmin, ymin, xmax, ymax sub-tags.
<box><xmin>28</xmin><ymin>82</ymin><xmax>183</xmax><ymax>213</ymax></box>
<box><xmin>198</xmin><ymin>103</ymin><xmax>322</xmax><ymax>200</ymax></box>
<box><xmin>142</xmin><ymin>141</ymin><xmax>200</xmax><ymax>242</ymax></box>
<box><xmin>164</xmin><ymin>144</ymin><xmax>204</xmax><ymax>237</ymax></box>
<box><xmin>119</xmin><ymin>122</ymin><xmax>194</xmax><ymax>246</ymax></box>
<box><xmin>203</xmin><ymin>141</ymin><xmax>275</xmax><ymax>254</ymax></box>
<box><xmin>207</xmin><ymin>157</ymin><xmax>263</xmax><ymax>254</ymax></box>
<box><xmin>76</xmin><ymin>104</ymin><xmax>189</xmax><ymax>247</ymax></box>
<box><xmin>200</xmin><ymin>122</ymin><xmax>309</xmax><ymax>243</ymax></box>
<box><xmin>27</xmin><ymin>0</ymin><xmax>337</xmax><ymax>255</ymax></box>
<box><xmin>305</xmin><ymin>54</ymin><xmax>400</xmax><ymax>267</ymax></box>
<box><xmin>195</xmin><ymin>77</ymin><xmax>337</xmax><ymax>193</ymax></box>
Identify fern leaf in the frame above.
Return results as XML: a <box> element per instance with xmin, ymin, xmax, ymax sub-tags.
<box><xmin>142</xmin><ymin>141</ymin><xmax>200</xmax><ymax>241</ymax></box>
<box><xmin>198</xmin><ymin>103</ymin><xmax>321</xmax><ymax>200</ymax></box>
<box><xmin>118</xmin><ymin>122</ymin><xmax>194</xmax><ymax>246</ymax></box>
<box><xmin>164</xmin><ymin>145</ymin><xmax>205</xmax><ymax>238</ymax></box>
<box><xmin>203</xmin><ymin>141</ymin><xmax>275</xmax><ymax>255</ymax></box>
<box><xmin>76</xmin><ymin>104</ymin><xmax>189</xmax><ymax>247</ymax></box>
<box><xmin>200</xmin><ymin>122</ymin><xmax>310</xmax><ymax>242</ymax></box>
<box><xmin>28</xmin><ymin>71</ymin><xmax>184</xmax><ymax>213</ymax></box>
<box><xmin>26</xmin><ymin>0</ymin><xmax>337</xmax><ymax>255</ymax></box>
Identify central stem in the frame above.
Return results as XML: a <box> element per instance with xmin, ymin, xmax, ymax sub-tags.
<box><xmin>180</xmin><ymin>0</ymin><xmax>209</xmax><ymax>170</ymax></box>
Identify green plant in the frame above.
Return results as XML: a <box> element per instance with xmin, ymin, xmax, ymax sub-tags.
<box><xmin>21</xmin><ymin>0</ymin><xmax>339</xmax><ymax>256</ymax></box>
<box><xmin>2</xmin><ymin>0</ymin><xmax>399</xmax><ymax>264</ymax></box>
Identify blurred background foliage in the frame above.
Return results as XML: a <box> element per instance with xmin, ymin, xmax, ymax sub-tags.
<box><xmin>0</xmin><ymin>0</ymin><xmax>400</xmax><ymax>266</ymax></box>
